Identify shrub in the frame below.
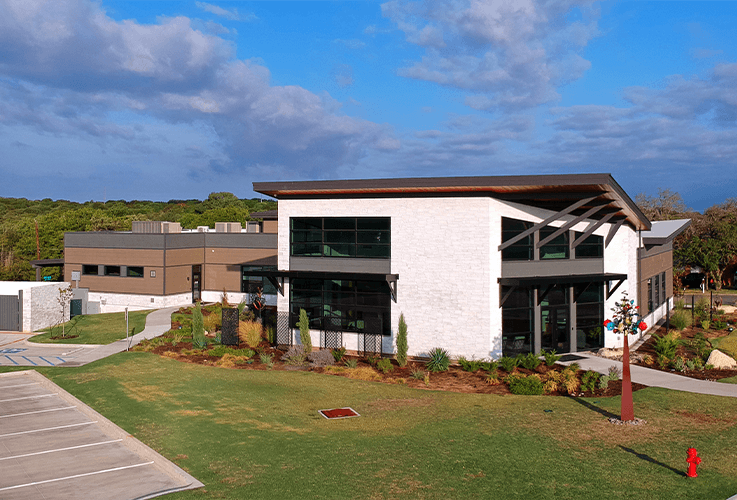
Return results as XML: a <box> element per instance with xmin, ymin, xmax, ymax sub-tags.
<box><xmin>332</xmin><ymin>346</ymin><xmax>347</xmax><ymax>363</ymax></box>
<box><xmin>298</xmin><ymin>309</ymin><xmax>312</xmax><ymax>353</ymax></box>
<box><xmin>238</xmin><ymin>320</ymin><xmax>263</xmax><ymax>347</ymax></box>
<box><xmin>376</xmin><ymin>358</ymin><xmax>394</xmax><ymax>374</ymax></box>
<box><xmin>259</xmin><ymin>353</ymin><xmax>274</xmax><ymax>369</ymax></box>
<box><xmin>543</xmin><ymin>350</ymin><xmax>561</xmax><ymax>366</ymax></box>
<box><xmin>192</xmin><ymin>335</ymin><xmax>208</xmax><ymax>349</ymax></box>
<box><xmin>562</xmin><ymin>371</ymin><xmax>580</xmax><ymax>395</ymax></box>
<box><xmin>171</xmin><ymin>332</ymin><xmax>184</xmax><ymax>346</ymax></box>
<box><xmin>705</xmin><ymin>364</ymin><xmax>715</xmax><ymax>370</ymax></box>
<box><xmin>673</xmin><ymin>298</ymin><xmax>685</xmax><ymax>310</ymax></box>
<box><xmin>672</xmin><ymin>356</ymin><xmax>686</xmax><ymax>372</ymax></box>
<box><xmin>208</xmin><ymin>346</ymin><xmax>255</xmax><ymax>358</ymax></box>
<box><xmin>689</xmin><ymin>332</ymin><xmax>712</xmax><ymax>362</ymax></box>
<box><xmin>426</xmin><ymin>347</ymin><xmax>450</xmax><ymax>372</ymax></box>
<box><xmin>564</xmin><ymin>362</ymin><xmax>581</xmax><ymax>375</ymax></box>
<box><xmin>410</xmin><ymin>367</ymin><xmax>425</xmax><ymax>380</ymax></box>
<box><xmin>507</xmin><ymin>374</ymin><xmax>544</xmax><ymax>395</ymax></box>
<box><xmin>239</xmin><ymin>308</ymin><xmax>255</xmax><ymax>322</ymax></box>
<box><xmin>695</xmin><ymin>297</ymin><xmax>710</xmax><ymax>317</ymax></box>
<box><xmin>607</xmin><ymin>365</ymin><xmax>621</xmax><ymax>380</ymax></box>
<box><xmin>581</xmin><ymin>370</ymin><xmax>600</xmax><ymax>392</ymax></box>
<box><xmin>486</xmin><ymin>369</ymin><xmax>501</xmax><ymax>385</ymax></box>
<box><xmin>308</xmin><ymin>349</ymin><xmax>335</xmax><ymax>367</ymax></box>
<box><xmin>669</xmin><ymin>309</ymin><xmax>690</xmax><ymax>331</ymax></box>
<box><xmin>192</xmin><ymin>303</ymin><xmax>205</xmax><ymax>346</ymax></box>
<box><xmin>366</xmin><ymin>355</ymin><xmax>379</xmax><ymax>366</ymax></box>
<box><xmin>598</xmin><ymin>374</ymin><xmax>611</xmax><ymax>390</ymax></box>
<box><xmin>215</xmin><ymin>353</ymin><xmax>252</xmax><ymax>368</ymax></box>
<box><xmin>518</xmin><ymin>352</ymin><xmax>542</xmax><ymax>371</ymax></box>
<box><xmin>396</xmin><ymin>313</ymin><xmax>408</xmax><ymax>367</ymax></box>
<box><xmin>203</xmin><ymin>313</ymin><xmax>221</xmax><ymax>334</ymax></box>
<box><xmin>266</xmin><ymin>327</ymin><xmax>276</xmax><ymax>345</ymax></box>
<box><xmin>701</xmin><ymin>319</ymin><xmax>711</xmax><ymax>330</ymax></box>
<box><xmin>344</xmin><ymin>358</ymin><xmax>358</xmax><ymax>369</ymax></box>
<box><xmin>283</xmin><ymin>345</ymin><xmax>308</xmax><ymax>366</ymax></box>
<box><xmin>652</xmin><ymin>331</ymin><xmax>681</xmax><ymax>359</ymax></box>
<box><xmin>641</xmin><ymin>354</ymin><xmax>653</xmax><ymax>365</ymax></box>
<box><xmin>499</xmin><ymin>356</ymin><xmax>518</xmax><ymax>372</ymax></box>
<box><xmin>713</xmin><ymin>320</ymin><xmax>728</xmax><ymax>330</ymax></box>
<box><xmin>481</xmin><ymin>361</ymin><xmax>498</xmax><ymax>372</ymax></box>
<box><xmin>657</xmin><ymin>354</ymin><xmax>670</xmax><ymax>369</ymax></box>
<box><xmin>458</xmin><ymin>357</ymin><xmax>483</xmax><ymax>372</ymax></box>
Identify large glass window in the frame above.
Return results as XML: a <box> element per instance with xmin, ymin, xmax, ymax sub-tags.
<box><xmin>241</xmin><ymin>266</ymin><xmax>277</xmax><ymax>295</ymax></box>
<box><xmin>291</xmin><ymin>217</ymin><xmax>390</xmax><ymax>259</ymax></box>
<box><xmin>501</xmin><ymin>218</ymin><xmax>533</xmax><ymax>261</ymax></box>
<box><xmin>502</xmin><ymin>287</ymin><xmax>533</xmax><ymax>355</ymax></box>
<box><xmin>575</xmin><ymin>283</ymin><xmax>604</xmax><ymax>350</ymax></box>
<box><xmin>574</xmin><ymin>232</ymin><xmax>603</xmax><ymax>258</ymax></box>
<box><xmin>539</xmin><ymin>227</ymin><xmax>569</xmax><ymax>260</ymax></box>
<box><xmin>290</xmin><ymin>278</ymin><xmax>391</xmax><ymax>335</ymax></box>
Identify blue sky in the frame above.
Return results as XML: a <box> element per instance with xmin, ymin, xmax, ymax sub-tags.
<box><xmin>1</xmin><ymin>1</ymin><xmax>736</xmax><ymax>211</ymax></box>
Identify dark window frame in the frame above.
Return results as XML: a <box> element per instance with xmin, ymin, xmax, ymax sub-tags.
<box><xmin>539</xmin><ymin>226</ymin><xmax>569</xmax><ymax>260</ymax></box>
<box><xmin>290</xmin><ymin>278</ymin><xmax>391</xmax><ymax>335</ymax></box>
<box><xmin>501</xmin><ymin>218</ymin><xmax>533</xmax><ymax>261</ymax></box>
<box><xmin>574</xmin><ymin>232</ymin><xmax>604</xmax><ymax>259</ymax></box>
<box><xmin>104</xmin><ymin>265</ymin><xmax>120</xmax><ymax>277</ymax></box>
<box><xmin>501</xmin><ymin>286</ymin><xmax>533</xmax><ymax>355</ymax></box>
<box><xmin>290</xmin><ymin>217</ymin><xmax>391</xmax><ymax>259</ymax></box>
<box><xmin>126</xmin><ymin>266</ymin><xmax>144</xmax><ymax>278</ymax></box>
<box><xmin>241</xmin><ymin>265</ymin><xmax>278</xmax><ymax>295</ymax></box>
<box><xmin>82</xmin><ymin>265</ymin><xmax>98</xmax><ymax>276</ymax></box>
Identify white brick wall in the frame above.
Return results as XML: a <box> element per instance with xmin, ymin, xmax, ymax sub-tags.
<box><xmin>24</xmin><ymin>282</ymin><xmax>70</xmax><ymax>332</ymax></box>
<box><xmin>277</xmin><ymin>196</ymin><xmax>640</xmax><ymax>359</ymax></box>
<box><xmin>88</xmin><ymin>292</ymin><xmax>192</xmax><ymax>313</ymax></box>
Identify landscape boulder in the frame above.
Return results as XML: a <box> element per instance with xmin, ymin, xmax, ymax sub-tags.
<box><xmin>705</xmin><ymin>349</ymin><xmax>737</xmax><ymax>369</ymax></box>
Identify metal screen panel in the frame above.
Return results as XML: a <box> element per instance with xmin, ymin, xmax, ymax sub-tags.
<box><xmin>320</xmin><ymin>317</ymin><xmax>343</xmax><ymax>350</ymax></box>
<box><xmin>0</xmin><ymin>295</ymin><xmax>20</xmax><ymax>331</ymax></box>
<box><xmin>221</xmin><ymin>308</ymin><xmax>239</xmax><ymax>346</ymax></box>
<box><xmin>276</xmin><ymin>311</ymin><xmax>293</xmax><ymax>347</ymax></box>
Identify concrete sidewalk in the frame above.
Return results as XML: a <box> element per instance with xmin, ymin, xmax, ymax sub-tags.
<box><xmin>558</xmin><ymin>351</ymin><xmax>737</xmax><ymax>398</ymax></box>
<box><xmin>59</xmin><ymin>307</ymin><xmax>179</xmax><ymax>366</ymax></box>
<box><xmin>0</xmin><ymin>307</ymin><xmax>180</xmax><ymax>368</ymax></box>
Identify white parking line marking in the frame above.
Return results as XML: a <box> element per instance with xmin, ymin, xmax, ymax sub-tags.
<box><xmin>61</xmin><ymin>347</ymin><xmax>85</xmax><ymax>356</ymax></box>
<box><xmin>0</xmin><ymin>461</ymin><xmax>154</xmax><ymax>492</ymax></box>
<box><xmin>0</xmin><ymin>406</ymin><xmax>76</xmax><ymax>419</ymax></box>
<box><xmin>0</xmin><ymin>383</ymin><xmax>40</xmax><ymax>390</ymax></box>
<box><xmin>0</xmin><ymin>393</ymin><xmax>57</xmax><ymax>403</ymax></box>
<box><xmin>0</xmin><ymin>421</ymin><xmax>97</xmax><ymax>438</ymax></box>
<box><xmin>0</xmin><ymin>439</ymin><xmax>123</xmax><ymax>462</ymax></box>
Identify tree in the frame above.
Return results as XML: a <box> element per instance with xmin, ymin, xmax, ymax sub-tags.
<box><xmin>298</xmin><ymin>309</ymin><xmax>312</xmax><ymax>353</ymax></box>
<box><xmin>676</xmin><ymin>200</ymin><xmax>737</xmax><ymax>290</ymax></box>
<box><xmin>396</xmin><ymin>314</ymin><xmax>408</xmax><ymax>367</ymax></box>
<box><xmin>635</xmin><ymin>189</ymin><xmax>687</xmax><ymax>221</ymax></box>
<box><xmin>55</xmin><ymin>285</ymin><xmax>75</xmax><ymax>338</ymax></box>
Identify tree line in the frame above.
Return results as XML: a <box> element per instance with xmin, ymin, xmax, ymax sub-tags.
<box><xmin>0</xmin><ymin>192</ymin><xmax>276</xmax><ymax>281</ymax></box>
<box><xmin>637</xmin><ymin>189</ymin><xmax>737</xmax><ymax>290</ymax></box>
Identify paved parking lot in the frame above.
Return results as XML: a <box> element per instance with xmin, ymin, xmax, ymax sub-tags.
<box><xmin>0</xmin><ymin>370</ymin><xmax>202</xmax><ymax>499</ymax></box>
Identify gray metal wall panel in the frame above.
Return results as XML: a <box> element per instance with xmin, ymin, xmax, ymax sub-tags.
<box><xmin>205</xmin><ymin>233</ymin><xmax>278</xmax><ymax>249</ymax></box>
<box><xmin>638</xmin><ymin>241</ymin><xmax>673</xmax><ymax>259</ymax></box>
<box><xmin>0</xmin><ymin>295</ymin><xmax>20</xmax><ymax>331</ymax></box>
<box><xmin>65</xmin><ymin>232</ymin><xmax>166</xmax><ymax>249</ymax></box>
<box><xmin>502</xmin><ymin>258</ymin><xmax>603</xmax><ymax>278</ymax></box>
<box><xmin>289</xmin><ymin>256</ymin><xmax>391</xmax><ymax>274</ymax></box>
<box><xmin>164</xmin><ymin>233</ymin><xmax>206</xmax><ymax>249</ymax></box>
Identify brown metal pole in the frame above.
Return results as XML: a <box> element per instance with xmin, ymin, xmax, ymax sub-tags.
<box><xmin>621</xmin><ymin>336</ymin><xmax>634</xmax><ymax>421</ymax></box>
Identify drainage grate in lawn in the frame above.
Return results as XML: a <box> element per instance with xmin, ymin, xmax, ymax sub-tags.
<box><xmin>558</xmin><ymin>354</ymin><xmax>587</xmax><ymax>362</ymax></box>
<box><xmin>318</xmin><ymin>407</ymin><xmax>360</xmax><ymax>419</ymax></box>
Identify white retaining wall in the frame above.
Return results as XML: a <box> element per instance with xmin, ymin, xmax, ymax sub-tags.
<box><xmin>88</xmin><ymin>292</ymin><xmax>192</xmax><ymax>313</ymax></box>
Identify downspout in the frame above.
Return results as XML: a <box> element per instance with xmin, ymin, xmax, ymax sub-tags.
<box><xmin>637</xmin><ymin>228</ymin><xmax>642</xmax><ymax>342</ymax></box>
<box><xmin>163</xmin><ymin>234</ymin><xmax>167</xmax><ymax>296</ymax></box>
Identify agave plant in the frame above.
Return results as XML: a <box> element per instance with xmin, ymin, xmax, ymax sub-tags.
<box><xmin>426</xmin><ymin>347</ymin><xmax>450</xmax><ymax>372</ymax></box>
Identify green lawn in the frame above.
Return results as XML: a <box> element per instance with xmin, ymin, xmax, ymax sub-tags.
<box><xmin>4</xmin><ymin>353</ymin><xmax>737</xmax><ymax>499</ymax></box>
<box><xmin>28</xmin><ymin>310</ymin><xmax>153</xmax><ymax>344</ymax></box>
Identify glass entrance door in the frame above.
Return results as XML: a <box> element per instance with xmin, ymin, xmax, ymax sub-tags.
<box><xmin>541</xmin><ymin>306</ymin><xmax>569</xmax><ymax>352</ymax></box>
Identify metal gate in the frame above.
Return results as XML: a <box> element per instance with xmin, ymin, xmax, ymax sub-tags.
<box><xmin>276</xmin><ymin>311</ymin><xmax>293</xmax><ymax>347</ymax></box>
<box><xmin>0</xmin><ymin>295</ymin><xmax>20</xmax><ymax>331</ymax></box>
<box><xmin>320</xmin><ymin>317</ymin><xmax>343</xmax><ymax>350</ymax></box>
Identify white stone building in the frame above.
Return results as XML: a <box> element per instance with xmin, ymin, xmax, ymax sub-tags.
<box><xmin>253</xmin><ymin>174</ymin><xmax>686</xmax><ymax>360</ymax></box>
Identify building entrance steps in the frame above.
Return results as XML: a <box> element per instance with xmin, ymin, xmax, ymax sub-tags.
<box><xmin>558</xmin><ymin>351</ymin><xmax>737</xmax><ymax>398</ymax></box>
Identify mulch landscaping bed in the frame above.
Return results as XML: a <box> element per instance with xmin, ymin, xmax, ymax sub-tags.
<box><xmin>628</xmin><ymin>318</ymin><xmax>737</xmax><ymax>381</ymax></box>
<box><xmin>148</xmin><ymin>341</ymin><xmax>646</xmax><ymax>397</ymax></box>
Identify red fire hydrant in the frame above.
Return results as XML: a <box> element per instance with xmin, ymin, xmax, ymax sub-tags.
<box><xmin>686</xmin><ymin>448</ymin><xmax>701</xmax><ymax>478</ymax></box>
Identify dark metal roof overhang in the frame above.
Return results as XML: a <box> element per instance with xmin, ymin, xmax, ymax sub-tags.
<box><xmin>239</xmin><ymin>268</ymin><xmax>399</xmax><ymax>302</ymax></box>
<box><xmin>253</xmin><ymin>173</ymin><xmax>651</xmax><ymax>231</ymax></box>
<box><xmin>498</xmin><ymin>272</ymin><xmax>628</xmax><ymax>306</ymax></box>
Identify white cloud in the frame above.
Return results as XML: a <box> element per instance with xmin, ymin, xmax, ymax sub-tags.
<box><xmin>195</xmin><ymin>2</ymin><xmax>256</xmax><ymax>22</ymax></box>
<box><xmin>0</xmin><ymin>0</ymin><xmax>396</xmax><ymax>182</ymax></box>
<box><xmin>382</xmin><ymin>0</ymin><xmax>601</xmax><ymax>111</ymax></box>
